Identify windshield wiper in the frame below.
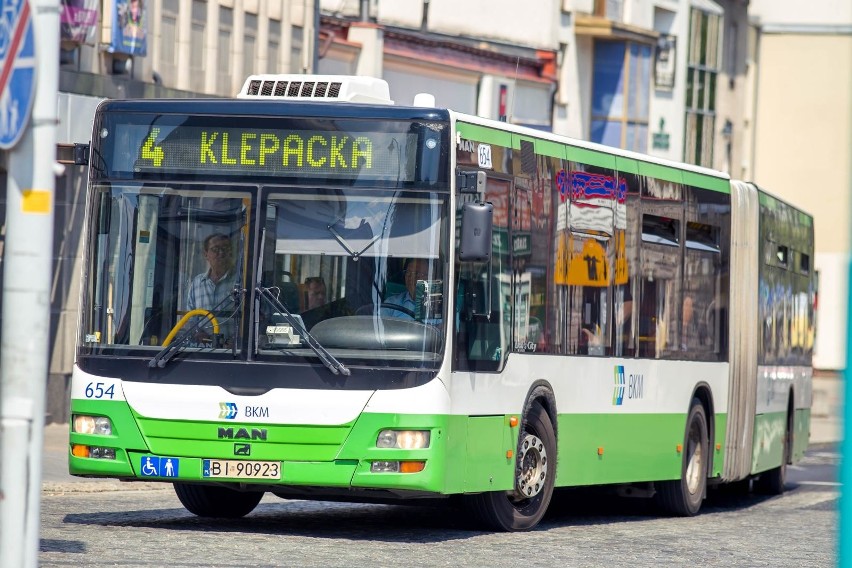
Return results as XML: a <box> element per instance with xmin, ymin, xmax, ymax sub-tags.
<box><xmin>256</xmin><ymin>286</ymin><xmax>351</xmax><ymax>376</ymax></box>
<box><xmin>148</xmin><ymin>286</ymin><xmax>244</xmax><ymax>368</ymax></box>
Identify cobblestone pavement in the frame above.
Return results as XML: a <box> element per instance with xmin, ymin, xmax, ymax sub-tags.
<box><xmin>39</xmin><ymin>465</ymin><xmax>838</xmax><ymax>567</ymax></box>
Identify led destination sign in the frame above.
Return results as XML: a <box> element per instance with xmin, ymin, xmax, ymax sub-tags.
<box><xmin>112</xmin><ymin>123</ymin><xmax>421</xmax><ymax>181</ymax></box>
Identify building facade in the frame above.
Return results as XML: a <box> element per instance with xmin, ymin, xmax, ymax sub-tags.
<box><xmin>748</xmin><ymin>0</ymin><xmax>852</xmax><ymax>371</ymax></box>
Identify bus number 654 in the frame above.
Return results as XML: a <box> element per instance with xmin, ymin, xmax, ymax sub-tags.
<box><xmin>85</xmin><ymin>382</ymin><xmax>115</xmax><ymax>399</ymax></box>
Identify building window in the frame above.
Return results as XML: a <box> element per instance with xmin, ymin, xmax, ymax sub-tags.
<box><xmin>244</xmin><ymin>13</ymin><xmax>257</xmax><ymax>78</ymax></box>
<box><xmin>290</xmin><ymin>25</ymin><xmax>303</xmax><ymax>73</ymax></box>
<box><xmin>591</xmin><ymin>40</ymin><xmax>652</xmax><ymax>153</ymax></box>
<box><xmin>158</xmin><ymin>0</ymin><xmax>178</xmax><ymax>86</ymax></box>
<box><xmin>684</xmin><ymin>8</ymin><xmax>722</xmax><ymax>168</ymax></box>
<box><xmin>217</xmin><ymin>6</ymin><xmax>233</xmax><ymax>95</ymax></box>
<box><xmin>594</xmin><ymin>0</ymin><xmax>624</xmax><ymax>21</ymax></box>
<box><xmin>268</xmin><ymin>19</ymin><xmax>281</xmax><ymax>73</ymax></box>
<box><xmin>189</xmin><ymin>0</ymin><xmax>207</xmax><ymax>92</ymax></box>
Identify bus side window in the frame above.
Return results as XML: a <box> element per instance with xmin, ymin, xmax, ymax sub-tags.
<box><xmin>454</xmin><ymin>265</ymin><xmax>509</xmax><ymax>371</ymax></box>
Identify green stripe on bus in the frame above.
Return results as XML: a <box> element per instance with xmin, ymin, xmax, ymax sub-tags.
<box><xmin>512</xmin><ymin>134</ymin><xmax>534</xmax><ymax>150</ymax></box>
<box><xmin>751</xmin><ymin>410</ymin><xmax>789</xmax><ymax>474</ymax></box>
<box><xmin>566</xmin><ymin>146</ymin><xmax>617</xmax><ymax>169</ymax></box>
<box><xmin>792</xmin><ymin>408</ymin><xmax>811</xmax><ymax>462</ymax></box>
<box><xmin>456</xmin><ymin>122</ymin><xmax>513</xmax><ymax>147</ymax></box>
<box><xmin>615</xmin><ymin>156</ymin><xmax>640</xmax><ymax>175</ymax></box>
<box><xmin>513</xmin><ymin>134</ymin><xmax>565</xmax><ymax>159</ymax></box>
<box><xmin>682</xmin><ymin>170</ymin><xmax>730</xmax><ymax>193</ymax></box>
<box><xmin>534</xmin><ymin>138</ymin><xmax>565</xmax><ymax>159</ymax></box>
<box><xmin>638</xmin><ymin>161</ymin><xmax>683</xmax><ymax>184</ymax></box>
<box><xmin>556</xmin><ymin>412</ymin><xmax>684</xmax><ymax>485</ymax></box>
<box><xmin>67</xmin><ymin>400</ymin><xmax>737</xmax><ymax>493</ymax></box>
<box><xmin>555</xmin><ymin>411</ymin><xmax>729</xmax><ymax>485</ymax></box>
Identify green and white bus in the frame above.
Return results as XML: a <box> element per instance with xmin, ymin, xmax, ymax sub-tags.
<box><xmin>69</xmin><ymin>75</ymin><xmax>815</xmax><ymax>531</ymax></box>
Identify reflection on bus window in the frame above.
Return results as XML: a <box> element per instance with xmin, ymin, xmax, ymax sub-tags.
<box><xmin>256</xmin><ymin>188</ymin><xmax>448</xmax><ymax>365</ymax></box>
<box><xmin>80</xmin><ymin>184</ymin><xmax>249</xmax><ymax>354</ymax></box>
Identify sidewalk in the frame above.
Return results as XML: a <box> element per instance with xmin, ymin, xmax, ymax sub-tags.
<box><xmin>42</xmin><ymin>375</ymin><xmax>844</xmax><ymax>490</ymax></box>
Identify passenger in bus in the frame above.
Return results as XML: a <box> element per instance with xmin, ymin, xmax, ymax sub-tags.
<box><xmin>381</xmin><ymin>258</ymin><xmax>430</xmax><ymax>319</ymax></box>
<box><xmin>305</xmin><ymin>277</ymin><xmax>327</xmax><ymax>310</ymax></box>
<box><xmin>186</xmin><ymin>233</ymin><xmax>238</xmax><ymax>344</ymax></box>
<box><xmin>300</xmin><ymin>276</ymin><xmax>331</xmax><ymax>330</ymax></box>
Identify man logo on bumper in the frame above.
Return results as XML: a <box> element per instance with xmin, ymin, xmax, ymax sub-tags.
<box><xmin>234</xmin><ymin>443</ymin><xmax>251</xmax><ymax>456</ymax></box>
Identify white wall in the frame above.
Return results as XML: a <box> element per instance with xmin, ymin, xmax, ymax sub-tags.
<box><xmin>814</xmin><ymin>254</ymin><xmax>850</xmax><ymax>370</ymax></box>
<box><xmin>373</xmin><ymin>0</ymin><xmax>563</xmax><ymax>49</ymax></box>
<box><xmin>750</xmin><ymin>0</ymin><xmax>852</xmax><ymax>26</ymax></box>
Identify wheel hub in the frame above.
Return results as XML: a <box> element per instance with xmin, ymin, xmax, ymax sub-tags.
<box><xmin>515</xmin><ymin>433</ymin><xmax>548</xmax><ymax>499</ymax></box>
<box><xmin>685</xmin><ymin>431</ymin><xmax>704</xmax><ymax>494</ymax></box>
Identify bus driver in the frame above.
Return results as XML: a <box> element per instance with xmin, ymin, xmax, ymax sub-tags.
<box><xmin>186</xmin><ymin>233</ymin><xmax>238</xmax><ymax>344</ymax></box>
<box><xmin>381</xmin><ymin>258</ymin><xmax>430</xmax><ymax>319</ymax></box>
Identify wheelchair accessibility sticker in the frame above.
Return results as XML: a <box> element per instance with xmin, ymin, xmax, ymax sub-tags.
<box><xmin>140</xmin><ymin>455</ymin><xmax>180</xmax><ymax>478</ymax></box>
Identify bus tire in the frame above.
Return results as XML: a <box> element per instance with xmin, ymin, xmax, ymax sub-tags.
<box><xmin>754</xmin><ymin>406</ymin><xmax>792</xmax><ymax>495</ymax></box>
<box><xmin>464</xmin><ymin>399</ymin><xmax>556</xmax><ymax>531</ymax></box>
<box><xmin>656</xmin><ymin>397</ymin><xmax>708</xmax><ymax>516</ymax></box>
<box><xmin>173</xmin><ymin>483</ymin><xmax>264</xmax><ymax>518</ymax></box>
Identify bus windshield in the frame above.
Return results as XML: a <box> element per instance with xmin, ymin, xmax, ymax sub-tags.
<box><xmin>79</xmin><ymin>183</ymin><xmax>253</xmax><ymax>356</ymax></box>
<box><xmin>256</xmin><ymin>188</ymin><xmax>448</xmax><ymax>365</ymax></box>
<box><xmin>78</xmin><ymin>183</ymin><xmax>449</xmax><ymax>367</ymax></box>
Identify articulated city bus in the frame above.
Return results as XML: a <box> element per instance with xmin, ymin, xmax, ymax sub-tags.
<box><xmin>69</xmin><ymin>75</ymin><xmax>815</xmax><ymax>531</ymax></box>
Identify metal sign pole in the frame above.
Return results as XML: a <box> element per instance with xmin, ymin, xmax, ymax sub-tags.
<box><xmin>0</xmin><ymin>1</ymin><xmax>60</xmax><ymax>566</ymax></box>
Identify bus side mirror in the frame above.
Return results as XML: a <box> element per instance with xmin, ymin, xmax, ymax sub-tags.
<box><xmin>459</xmin><ymin>202</ymin><xmax>493</xmax><ymax>262</ymax></box>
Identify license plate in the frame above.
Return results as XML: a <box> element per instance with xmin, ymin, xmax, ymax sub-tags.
<box><xmin>202</xmin><ymin>459</ymin><xmax>281</xmax><ymax>479</ymax></box>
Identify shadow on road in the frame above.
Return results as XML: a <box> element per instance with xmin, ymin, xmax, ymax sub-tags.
<box><xmin>55</xmin><ymin>479</ymin><xmax>820</xmax><ymax>542</ymax></box>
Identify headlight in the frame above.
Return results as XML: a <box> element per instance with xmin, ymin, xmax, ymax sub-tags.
<box><xmin>73</xmin><ymin>415</ymin><xmax>113</xmax><ymax>436</ymax></box>
<box><xmin>376</xmin><ymin>429</ymin><xmax>430</xmax><ymax>449</ymax></box>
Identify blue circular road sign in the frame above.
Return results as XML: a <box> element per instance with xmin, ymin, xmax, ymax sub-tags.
<box><xmin>0</xmin><ymin>0</ymin><xmax>36</xmax><ymax>150</ymax></box>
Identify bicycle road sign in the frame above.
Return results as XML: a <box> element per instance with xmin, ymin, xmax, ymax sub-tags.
<box><xmin>0</xmin><ymin>0</ymin><xmax>35</xmax><ymax>149</ymax></box>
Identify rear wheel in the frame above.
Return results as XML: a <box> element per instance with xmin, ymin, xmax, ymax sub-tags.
<box><xmin>464</xmin><ymin>399</ymin><xmax>556</xmax><ymax>531</ymax></box>
<box><xmin>656</xmin><ymin>397</ymin><xmax>708</xmax><ymax>516</ymax></box>
<box><xmin>173</xmin><ymin>483</ymin><xmax>264</xmax><ymax>518</ymax></box>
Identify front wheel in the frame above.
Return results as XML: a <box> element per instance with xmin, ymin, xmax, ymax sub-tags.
<box><xmin>656</xmin><ymin>397</ymin><xmax>708</xmax><ymax>516</ymax></box>
<box><xmin>174</xmin><ymin>483</ymin><xmax>263</xmax><ymax>518</ymax></box>
<box><xmin>464</xmin><ymin>399</ymin><xmax>556</xmax><ymax>531</ymax></box>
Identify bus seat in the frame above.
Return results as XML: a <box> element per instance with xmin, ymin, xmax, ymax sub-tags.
<box><xmin>279</xmin><ymin>282</ymin><xmax>300</xmax><ymax>312</ymax></box>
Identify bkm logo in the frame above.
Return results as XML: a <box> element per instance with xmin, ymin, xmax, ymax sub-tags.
<box><xmin>613</xmin><ymin>365</ymin><xmax>626</xmax><ymax>406</ymax></box>
<box><xmin>219</xmin><ymin>402</ymin><xmax>238</xmax><ymax>419</ymax></box>
<box><xmin>612</xmin><ymin>365</ymin><xmax>644</xmax><ymax>406</ymax></box>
